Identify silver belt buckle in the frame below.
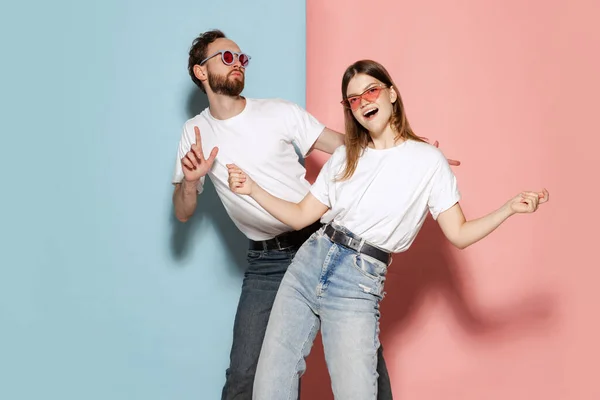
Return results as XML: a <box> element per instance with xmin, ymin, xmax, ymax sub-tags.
<box><xmin>340</xmin><ymin>233</ymin><xmax>353</xmax><ymax>249</ymax></box>
<box><xmin>342</xmin><ymin>235</ymin><xmax>352</xmax><ymax>248</ymax></box>
<box><xmin>347</xmin><ymin>236</ymin><xmax>359</xmax><ymax>250</ymax></box>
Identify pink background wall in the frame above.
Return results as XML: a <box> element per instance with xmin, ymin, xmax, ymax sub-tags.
<box><xmin>302</xmin><ymin>0</ymin><xmax>599</xmax><ymax>399</ymax></box>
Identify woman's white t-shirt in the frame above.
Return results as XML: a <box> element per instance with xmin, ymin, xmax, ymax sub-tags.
<box><xmin>310</xmin><ymin>140</ymin><xmax>461</xmax><ymax>253</ymax></box>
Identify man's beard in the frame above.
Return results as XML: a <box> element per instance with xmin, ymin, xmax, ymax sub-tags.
<box><xmin>208</xmin><ymin>70</ymin><xmax>245</xmax><ymax>96</ymax></box>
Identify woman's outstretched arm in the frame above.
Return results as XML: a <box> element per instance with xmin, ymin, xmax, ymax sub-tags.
<box><xmin>437</xmin><ymin>189</ymin><xmax>549</xmax><ymax>249</ymax></box>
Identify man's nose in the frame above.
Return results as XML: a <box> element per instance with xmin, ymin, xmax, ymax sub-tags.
<box><xmin>232</xmin><ymin>55</ymin><xmax>243</xmax><ymax>68</ymax></box>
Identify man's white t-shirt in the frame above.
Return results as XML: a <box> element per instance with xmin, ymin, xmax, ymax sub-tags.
<box><xmin>172</xmin><ymin>98</ymin><xmax>325</xmax><ymax>241</ymax></box>
<box><xmin>310</xmin><ymin>140</ymin><xmax>461</xmax><ymax>253</ymax></box>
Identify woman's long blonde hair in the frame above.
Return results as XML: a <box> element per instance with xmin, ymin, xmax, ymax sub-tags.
<box><xmin>339</xmin><ymin>60</ymin><xmax>425</xmax><ymax>180</ymax></box>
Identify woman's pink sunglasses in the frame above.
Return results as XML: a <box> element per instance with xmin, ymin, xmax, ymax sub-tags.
<box><xmin>341</xmin><ymin>85</ymin><xmax>387</xmax><ymax>110</ymax></box>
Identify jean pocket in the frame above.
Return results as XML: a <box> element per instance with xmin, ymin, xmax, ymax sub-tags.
<box><xmin>352</xmin><ymin>253</ymin><xmax>387</xmax><ymax>282</ymax></box>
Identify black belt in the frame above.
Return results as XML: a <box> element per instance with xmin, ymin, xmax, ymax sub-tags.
<box><xmin>249</xmin><ymin>221</ymin><xmax>323</xmax><ymax>251</ymax></box>
<box><xmin>324</xmin><ymin>224</ymin><xmax>391</xmax><ymax>265</ymax></box>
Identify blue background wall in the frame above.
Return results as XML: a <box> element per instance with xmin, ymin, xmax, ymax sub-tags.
<box><xmin>0</xmin><ymin>1</ymin><xmax>306</xmax><ymax>398</ymax></box>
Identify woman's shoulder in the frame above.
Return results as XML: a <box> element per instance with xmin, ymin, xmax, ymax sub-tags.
<box><xmin>407</xmin><ymin>139</ymin><xmax>447</xmax><ymax>163</ymax></box>
<box><xmin>326</xmin><ymin>145</ymin><xmax>347</xmax><ymax>163</ymax></box>
<box><xmin>321</xmin><ymin>145</ymin><xmax>348</xmax><ymax>174</ymax></box>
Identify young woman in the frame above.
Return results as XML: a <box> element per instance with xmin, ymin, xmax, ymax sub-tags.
<box><xmin>226</xmin><ymin>60</ymin><xmax>549</xmax><ymax>400</ymax></box>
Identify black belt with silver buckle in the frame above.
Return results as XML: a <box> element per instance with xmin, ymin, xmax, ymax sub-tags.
<box><xmin>249</xmin><ymin>221</ymin><xmax>323</xmax><ymax>251</ymax></box>
<box><xmin>324</xmin><ymin>224</ymin><xmax>391</xmax><ymax>265</ymax></box>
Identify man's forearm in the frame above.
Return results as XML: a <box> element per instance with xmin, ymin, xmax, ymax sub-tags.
<box><xmin>173</xmin><ymin>179</ymin><xmax>199</xmax><ymax>222</ymax></box>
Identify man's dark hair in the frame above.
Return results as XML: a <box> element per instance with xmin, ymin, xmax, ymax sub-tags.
<box><xmin>188</xmin><ymin>29</ymin><xmax>226</xmax><ymax>92</ymax></box>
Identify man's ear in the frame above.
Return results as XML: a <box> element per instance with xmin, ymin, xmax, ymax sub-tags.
<box><xmin>193</xmin><ymin>64</ymin><xmax>207</xmax><ymax>84</ymax></box>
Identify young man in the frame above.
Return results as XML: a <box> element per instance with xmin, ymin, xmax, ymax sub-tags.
<box><xmin>172</xmin><ymin>29</ymin><xmax>458</xmax><ymax>400</ymax></box>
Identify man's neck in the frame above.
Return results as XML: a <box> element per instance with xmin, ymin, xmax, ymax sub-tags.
<box><xmin>207</xmin><ymin>93</ymin><xmax>246</xmax><ymax>120</ymax></box>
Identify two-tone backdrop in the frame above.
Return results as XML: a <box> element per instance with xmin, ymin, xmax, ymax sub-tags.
<box><xmin>1</xmin><ymin>0</ymin><xmax>597</xmax><ymax>399</ymax></box>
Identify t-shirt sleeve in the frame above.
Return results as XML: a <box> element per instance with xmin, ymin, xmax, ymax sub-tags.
<box><xmin>428</xmin><ymin>155</ymin><xmax>461</xmax><ymax>220</ymax></box>
<box><xmin>309</xmin><ymin>156</ymin><xmax>335</xmax><ymax>208</ymax></box>
<box><xmin>284</xmin><ymin>101</ymin><xmax>326</xmax><ymax>157</ymax></box>
<box><xmin>171</xmin><ymin>124</ymin><xmax>205</xmax><ymax>194</ymax></box>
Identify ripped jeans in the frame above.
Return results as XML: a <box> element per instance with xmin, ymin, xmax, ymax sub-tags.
<box><xmin>253</xmin><ymin>225</ymin><xmax>388</xmax><ymax>400</ymax></box>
